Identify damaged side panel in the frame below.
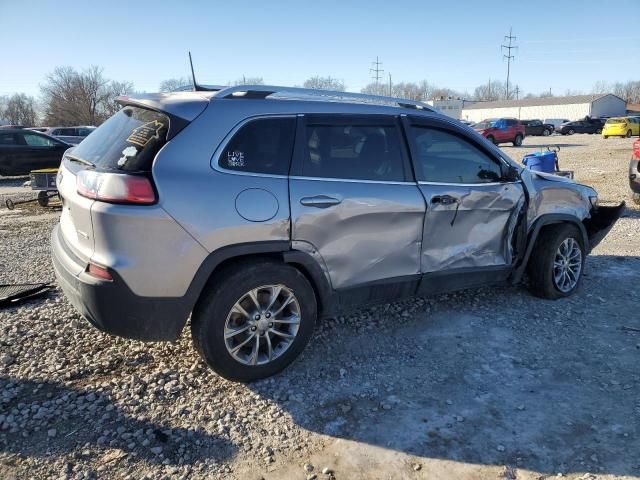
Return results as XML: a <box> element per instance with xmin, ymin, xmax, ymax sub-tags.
<box><xmin>290</xmin><ymin>179</ymin><xmax>425</xmax><ymax>289</ymax></box>
<box><xmin>418</xmin><ymin>182</ymin><xmax>526</xmax><ymax>272</ymax></box>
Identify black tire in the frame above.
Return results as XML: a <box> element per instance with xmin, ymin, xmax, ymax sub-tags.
<box><xmin>542</xmin><ymin>129</ymin><xmax>551</xmax><ymax>136</ymax></box>
<box><xmin>568</xmin><ymin>129</ymin><xmax>575</xmax><ymax>135</ymax></box>
<box><xmin>37</xmin><ymin>191</ymin><xmax>49</xmax><ymax>207</ymax></box>
<box><xmin>626</xmin><ymin>130</ymin><xmax>632</xmax><ymax>138</ymax></box>
<box><xmin>487</xmin><ymin>135</ymin><xmax>497</xmax><ymax>145</ymax></box>
<box><xmin>596</xmin><ymin>128</ymin><xmax>602</xmax><ymax>134</ymax></box>
<box><xmin>191</xmin><ymin>260</ymin><xmax>317</xmax><ymax>382</ymax></box>
<box><xmin>603</xmin><ymin>135</ymin><xmax>609</xmax><ymax>139</ymax></box>
<box><xmin>527</xmin><ymin>223</ymin><xmax>585</xmax><ymax>299</ymax></box>
<box><xmin>513</xmin><ymin>134</ymin><xmax>523</xmax><ymax>146</ymax></box>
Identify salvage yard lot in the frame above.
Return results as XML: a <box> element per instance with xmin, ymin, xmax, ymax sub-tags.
<box><xmin>1</xmin><ymin>134</ymin><xmax>639</xmax><ymax>480</ymax></box>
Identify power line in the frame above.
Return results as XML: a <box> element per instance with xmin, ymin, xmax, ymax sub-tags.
<box><xmin>370</xmin><ymin>56</ymin><xmax>384</xmax><ymax>85</ymax></box>
<box><xmin>501</xmin><ymin>27</ymin><xmax>517</xmax><ymax>100</ymax></box>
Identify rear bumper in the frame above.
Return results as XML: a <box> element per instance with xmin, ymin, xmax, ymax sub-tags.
<box><xmin>583</xmin><ymin>203</ymin><xmax>625</xmax><ymax>252</ymax></box>
<box><xmin>51</xmin><ymin>224</ymin><xmax>190</xmax><ymax>341</ymax></box>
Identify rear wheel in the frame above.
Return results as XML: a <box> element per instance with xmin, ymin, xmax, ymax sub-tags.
<box><xmin>603</xmin><ymin>135</ymin><xmax>609</xmax><ymax>139</ymax></box>
<box><xmin>191</xmin><ymin>261</ymin><xmax>317</xmax><ymax>382</ymax></box>
<box><xmin>527</xmin><ymin>224</ymin><xmax>585</xmax><ymax>299</ymax></box>
<box><xmin>487</xmin><ymin>135</ymin><xmax>497</xmax><ymax>145</ymax></box>
<box><xmin>568</xmin><ymin>129</ymin><xmax>575</xmax><ymax>135</ymax></box>
<box><xmin>596</xmin><ymin>128</ymin><xmax>602</xmax><ymax>134</ymax></box>
<box><xmin>513</xmin><ymin>134</ymin><xmax>523</xmax><ymax>146</ymax></box>
<box><xmin>542</xmin><ymin>129</ymin><xmax>551</xmax><ymax>136</ymax></box>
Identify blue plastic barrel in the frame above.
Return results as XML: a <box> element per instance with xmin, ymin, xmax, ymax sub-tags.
<box><xmin>522</xmin><ymin>151</ymin><xmax>557</xmax><ymax>173</ymax></box>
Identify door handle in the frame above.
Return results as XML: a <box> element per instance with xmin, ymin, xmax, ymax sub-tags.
<box><xmin>300</xmin><ymin>195</ymin><xmax>342</xmax><ymax>208</ymax></box>
<box><xmin>431</xmin><ymin>195</ymin><xmax>458</xmax><ymax>206</ymax></box>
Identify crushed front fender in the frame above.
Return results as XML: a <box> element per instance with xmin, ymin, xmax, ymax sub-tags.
<box><xmin>583</xmin><ymin>202</ymin><xmax>625</xmax><ymax>252</ymax></box>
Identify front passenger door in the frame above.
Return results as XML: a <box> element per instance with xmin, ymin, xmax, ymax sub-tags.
<box><xmin>405</xmin><ymin>118</ymin><xmax>525</xmax><ymax>278</ymax></box>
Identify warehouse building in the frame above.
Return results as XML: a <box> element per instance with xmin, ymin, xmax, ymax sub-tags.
<box><xmin>425</xmin><ymin>97</ymin><xmax>475</xmax><ymax>119</ymax></box>
<box><xmin>461</xmin><ymin>94</ymin><xmax>626</xmax><ymax>123</ymax></box>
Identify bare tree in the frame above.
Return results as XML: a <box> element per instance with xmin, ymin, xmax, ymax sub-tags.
<box><xmin>303</xmin><ymin>76</ymin><xmax>345</xmax><ymax>91</ymax></box>
<box><xmin>230</xmin><ymin>76</ymin><xmax>265</xmax><ymax>86</ymax></box>
<box><xmin>473</xmin><ymin>80</ymin><xmax>507</xmax><ymax>101</ymax></box>
<box><xmin>1</xmin><ymin>93</ymin><xmax>38</xmax><ymax>126</ymax></box>
<box><xmin>159</xmin><ymin>77</ymin><xmax>190</xmax><ymax>92</ymax></box>
<box><xmin>360</xmin><ymin>82</ymin><xmax>389</xmax><ymax>96</ymax></box>
<box><xmin>41</xmin><ymin>66</ymin><xmax>133</xmax><ymax>126</ymax></box>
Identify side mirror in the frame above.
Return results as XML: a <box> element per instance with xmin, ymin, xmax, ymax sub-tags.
<box><xmin>504</xmin><ymin>164</ymin><xmax>521</xmax><ymax>182</ymax></box>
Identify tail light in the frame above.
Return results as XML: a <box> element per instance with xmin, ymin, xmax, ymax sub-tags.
<box><xmin>76</xmin><ymin>170</ymin><xmax>156</xmax><ymax>205</ymax></box>
<box><xmin>87</xmin><ymin>262</ymin><xmax>113</xmax><ymax>281</ymax></box>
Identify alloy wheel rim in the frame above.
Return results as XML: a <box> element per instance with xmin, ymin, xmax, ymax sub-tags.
<box><xmin>224</xmin><ymin>285</ymin><xmax>301</xmax><ymax>366</ymax></box>
<box><xmin>553</xmin><ymin>238</ymin><xmax>582</xmax><ymax>293</ymax></box>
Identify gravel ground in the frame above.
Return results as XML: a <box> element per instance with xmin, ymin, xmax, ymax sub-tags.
<box><xmin>1</xmin><ymin>133</ymin><xmax>639</xmax><ymax>480</ymax></box>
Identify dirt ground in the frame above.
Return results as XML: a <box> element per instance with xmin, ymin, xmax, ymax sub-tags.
<box><xmin>0</xmin><ymin>133</ymin><xmax>638</xmax><ymax>480</ymax></box>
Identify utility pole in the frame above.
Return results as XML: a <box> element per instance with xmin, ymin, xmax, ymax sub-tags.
<box><xmin>501</xmin><ymin>28</ymin><xmax>517</xmax><ymax>100</ymax></box>
<box><xmin>388</xmin><ymin>73</ymin><xmax>392</xmax><ymax>96</ymax></box>
<box><xmin>514</xmin><ymin>86</ymin><xmax>520</xmax><ymax>100</ymax></box>
<box><xmin>370</xmin><ymin>56</ymin><xmax>384</xmax><ymax>85</ymax></box>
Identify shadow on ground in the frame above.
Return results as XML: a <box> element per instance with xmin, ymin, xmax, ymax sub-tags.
<box><xmin>0</xmin><ymin>377</ymin><xmax>236</xmax><ymax>466</ymax></box>
<box><xmin>249</xmin><ymin>254</ymin><xmax>640</xmax><ymax>477</ymax></box>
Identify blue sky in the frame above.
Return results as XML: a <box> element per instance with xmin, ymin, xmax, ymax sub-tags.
<box><xmin>1</xmin><ymin>0</ymin><xmax>638</xmax><ymax>98</ymax></box>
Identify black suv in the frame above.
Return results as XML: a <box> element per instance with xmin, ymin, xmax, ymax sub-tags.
<box><xmin>556</xmin><ymin>119</ymin><xmax>605</xmax><ymax>135</ymax></box>
<box><xmin>522</xmin><ymin>119</ymin><xmax>554</xmax><ymax>136</ymax></box>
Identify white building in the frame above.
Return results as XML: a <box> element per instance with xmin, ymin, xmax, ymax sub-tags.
<box><xmin>425</xmin><ymin>97</ymin><xmax>475</xmax><ymax>120</ymax></box>
<box><xmin>461</xmin><ymin>94</ymin><xmax>626</xmax><ymax>123</ymax></box>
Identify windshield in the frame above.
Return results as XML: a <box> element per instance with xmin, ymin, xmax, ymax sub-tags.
<box><xmin>70</xmin><ymin>106</ymin><xmax>169</xmax><ymax>172</ymax></box>
<box><xmin>606</xmin><ymin>118</ymin><xmax>625</xmax><ymax>124</ymax></box>
<box><xmin>474</xmin><ymin>120</ymin><xmax>497</xmax><ymax>129</ymax></box>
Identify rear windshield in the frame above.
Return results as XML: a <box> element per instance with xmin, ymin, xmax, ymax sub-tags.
<box><xmin>70</xmin><ymin>106</ymin><xmax>169</xmax><ymax>172</ymax></box>
<box><xmin>605</xmin><ymin>118</ymin><xmax>625</xmax><ymax>124</ymax></box>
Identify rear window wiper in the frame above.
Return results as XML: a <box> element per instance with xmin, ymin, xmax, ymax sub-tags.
<box><xmin>65</xmin><ymin>154</ymin><xmax>96</xmax><ymax>168</ymax></box>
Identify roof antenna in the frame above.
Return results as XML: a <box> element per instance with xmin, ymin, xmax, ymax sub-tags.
<box><xmin>188</xmin><ymin>51</ymin><xmax>199</xmax><ymax>91</ymax></box>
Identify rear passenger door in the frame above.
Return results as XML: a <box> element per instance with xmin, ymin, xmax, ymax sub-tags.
<box><xmin>289</xmin><ymin>114</ymin><xmax>426</xmax><ymax>292</ymax></box>
<box><xmin>405</xmin><ymin>116</ymin><xmax>525</xmax><ymax>278</ymax></box>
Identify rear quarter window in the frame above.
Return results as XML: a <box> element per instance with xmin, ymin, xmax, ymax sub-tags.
<box><xmin>69</xmin><ymin>106</ymin><xmax>169</xmax><ymax>172</ymax></box>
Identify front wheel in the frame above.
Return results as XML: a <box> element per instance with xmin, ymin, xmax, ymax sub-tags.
<box><xmin>191</xmin><ymin>261</ymin><xmax>317</xmax><ymax>382</ymax></box>
<box><xmin>486</xmin><ymin>135</ymin><xmax>497</xmax><ymax>145</ymax></box>
<box><xmin>596</xmin><ymin>128</ymin><xmax>602</xmax><ymax>134</ymax></box>
<box><xmin>513</xmin><ymin>134</ymin><xmax>523</xmax><ymax>146</ymax></box>
<box><xmin>527</xmin><ymin>224</ymin><xmax>585</xmax><ymax>299</ymax></box>
<box><xmin>603</xmin><ymin>135</ymin><xmax>609</xmax><ymax>139</ymax></box>
<box><xmin>568</xmin><ymin>129</ymin><xmax>575</xmax><ymax>135</ymax></box>
<box><xmin>542</xmin><ymin>129</ymin><xmax>551</xmax><ymax>136</ymax></box>
<box><xmin>626</xmin><ymin>130</ymin><xmax>632</xmax><ymax>138</ymax></box>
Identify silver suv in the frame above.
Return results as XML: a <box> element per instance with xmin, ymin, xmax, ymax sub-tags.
<box><xmin>52</xmin><ymin>86</ymin><xmax>624</xmax><ymax>382</ymax></box>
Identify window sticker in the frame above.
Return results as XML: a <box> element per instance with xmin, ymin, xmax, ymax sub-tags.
<box><xmin>117</xmin><ymin>145</ymin><xmax>139</xmax><ymax>168</ymax></box>
<box><xmin>227</xmin><ymin>150</ymin><xmax>245</xmax><ymax>167</ymax></box>
<box><xmin>127</xmin><ymin>120</ymin><xmax>164</xmax><ymax>147</ymax></box>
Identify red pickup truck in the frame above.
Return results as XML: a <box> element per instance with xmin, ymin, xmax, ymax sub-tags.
<box><xmin>473</xmin><ymin>118</ymin><xmax>526</xmax><ymax>146</ymax></box>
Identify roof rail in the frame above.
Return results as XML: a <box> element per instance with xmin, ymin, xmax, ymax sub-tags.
<box><xmin>213</xmin><ymin>85</ymin><xmax>436</xmax><ymax>111</ymax></box>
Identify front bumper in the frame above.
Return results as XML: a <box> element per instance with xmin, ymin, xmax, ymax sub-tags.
<box><xmin>583</xmin><ymin>202</ymin><xmax>626</xmax><ymax>251</ymax></box>
<box><xmin>603</xmin><ymin>128</ymin><xmax>627</xmax><ymax>136</ymax></box>
<box><xmin>51</xmin><ymin>224</ymin><xmax>190</xmax><ymax>341</ymax></box>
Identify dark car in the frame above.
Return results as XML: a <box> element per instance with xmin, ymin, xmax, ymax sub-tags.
<box><xmin>522</xmin><ymin>119</ymin><xmax>554</xmax><ymax>136</ymax></box>
<box><xmin>556</xmin><ymin>119</ymin><xmax>605</xmax><ymax>135</ymax></box>
<box><xmin>473</xmin><ymin>117</ymin><xmax>526</xmax><ymax>146</ymax></box>
<box><xmin>0</xmin><ymin>129</ymin><xmax>70</xmax><ymax>176</ymax></box>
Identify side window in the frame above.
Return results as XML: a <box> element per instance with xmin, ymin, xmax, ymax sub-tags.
<box><xmin>219</xmin><ymin>117</ymin><xmax>295</xmax><ymax>175</ymax></box>
<box><xmin>302</xmin><ymin>122</ymin><xmax>405</xmax><ymax>181</ymax></box>
<box><xmin>410</xmin><ymin>126</ymin><xmax>503</xmax><ymax>184</ymax></box>
<box><xmin>22</xmin><ymin>133</ymin><xmax>56</xmax><ymax>147</ymax></box>
<box><xmin>0</xmin><ymin>133</ymin><xmax>19</xmax><ymax>145</ymax></box>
